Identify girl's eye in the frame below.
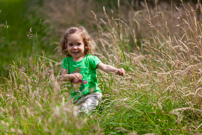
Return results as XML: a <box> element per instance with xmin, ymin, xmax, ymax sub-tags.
<box><xmin>69</xmin><ymin>44</ymin><xmax>73</xmax><ymax>46</ymax></box>
<box><xmin>77</xmin><ymin>43</ymin><xmax>81</xmax><ymax>45</ymax></box>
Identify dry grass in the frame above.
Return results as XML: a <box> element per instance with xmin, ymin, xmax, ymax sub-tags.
<box><xmin>1</xmin><ymin>0</ymin><xmax>202</xmax><ymax>134</ymax></box>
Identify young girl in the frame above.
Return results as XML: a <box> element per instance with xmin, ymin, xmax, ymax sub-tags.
<box><xmin>60</xmin><ymin>26</ymin><xmax>125</xmax><ymax>115</ymax></box>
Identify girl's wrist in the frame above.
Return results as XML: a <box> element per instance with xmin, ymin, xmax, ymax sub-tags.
<box><xmin>115</xmin><ymin>69</ymin><xmax>119</xmax><ymax>75</ymax></box>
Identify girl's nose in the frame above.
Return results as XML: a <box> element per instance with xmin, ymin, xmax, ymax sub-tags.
<box><xmin>73</xmin><ymin>45</ymin><xmax>77</xmax><ymax>49</ymax></box>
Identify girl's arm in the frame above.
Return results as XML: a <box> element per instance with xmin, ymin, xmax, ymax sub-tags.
<box><xmin>61</xmin><ymin>68</ymin><xmax>83</xmax><ymax>81</ymax></box>
<box><xmin>97</xmin><ymin>63</ymin><xmax>125</xmax><ymax>76</ymax></box>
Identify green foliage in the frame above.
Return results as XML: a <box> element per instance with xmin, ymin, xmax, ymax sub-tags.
<box><xmin>0</xmin><ymin>0</ymin><xmax>57</xmax><ymax>76</ymax></box>
<box><xmin>1</xmin><ymin>0</ymin><xmax>202</xmax><ymax>134</ymax></box>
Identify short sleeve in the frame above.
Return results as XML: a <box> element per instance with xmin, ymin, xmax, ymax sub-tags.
<box><xmin>89</xmin><ymin>55</ymin><xmax>101</xmax><ymax>69</ymax></box>
<box><xmin>62</xmin><ymin>58</ymin><xmax>68</xmax><ymax>70</ymax></box>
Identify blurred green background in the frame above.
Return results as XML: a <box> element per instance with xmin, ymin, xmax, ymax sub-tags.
<box><xmin>0</xmin><ymin>0</ymin><xmax>57</xmax><ymax>77</ymax></box>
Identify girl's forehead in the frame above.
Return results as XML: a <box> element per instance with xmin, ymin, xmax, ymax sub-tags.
<box><xmin>67</xmin><ymin>33</ymin><xmax>83</xmax><ymax>41</ymax></box>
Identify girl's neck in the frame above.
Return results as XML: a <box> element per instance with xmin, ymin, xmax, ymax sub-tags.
<box><xmin>72</xmin><ymin>55</ymin><xmax>86</xmax><ymax>62</ymax></box>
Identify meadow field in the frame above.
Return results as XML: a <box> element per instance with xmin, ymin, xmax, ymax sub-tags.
<box><xmin>0</xmin><ymin>0</ymin><xmax>202</xmax><ymax>134</ymax></box>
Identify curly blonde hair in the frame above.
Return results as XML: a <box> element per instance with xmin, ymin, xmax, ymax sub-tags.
<box><xmin>60</xmin><ymin>26</ymin><xmax>95</xmax><ymax>57</ymax></box>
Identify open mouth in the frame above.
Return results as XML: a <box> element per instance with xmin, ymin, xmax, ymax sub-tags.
<box><xmin>72</xmin><ymin>51</ymin><xmax>79</xmax><ymax>55</ymax></box>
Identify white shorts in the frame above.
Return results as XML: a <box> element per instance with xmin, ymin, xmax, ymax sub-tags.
<box><xmin>73</xmin><ymin>93</ymin><xmax>102</xmax><ymax>114</ymax></box>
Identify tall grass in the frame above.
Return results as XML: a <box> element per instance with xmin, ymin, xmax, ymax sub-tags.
<box><xmin>1</xmin><ymin>0</ymin><xmax>202</xmax><ymax>134</ymax></box>
<box><xmin>0</xmin><ymin>0</ymin><xmax>58</xmax><ymax>76</ymax></box>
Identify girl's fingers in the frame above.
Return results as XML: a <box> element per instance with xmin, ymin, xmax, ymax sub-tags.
<box><xmin>121</xmin><ymin>69</ymin><xmax>125</xmax><ymax>75</ymax></box>
<box><xmin>74</xmin><ymin>73</ymin><xmax>83</xmax><ymax>79</ymax></box>
<box><xmin>79</xmin><ymin>75</ymin><xmax>83</xmax><ymax>79</ymax></box>
<box><xmin>118</xmin><ymin>68</ymin><xmax>125</xmax><ymax>76</ymax></box>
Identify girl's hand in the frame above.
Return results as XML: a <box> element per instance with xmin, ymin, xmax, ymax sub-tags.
<box><xmin>117</xmin><ymin>68</ymin><xmax>125</xmax><ymax>76</ymax></box>
<box><xmin>72</xmin><ymin>73</ymin><xmax>83</xmax><ymax>80</ymax></box>
<box><xmin>61</xmin><ymin>68</ymin><xmax>83</xmax><ymax>82</ymax></box>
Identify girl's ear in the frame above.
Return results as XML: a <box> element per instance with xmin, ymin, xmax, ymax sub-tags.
<box><xmin>65</xmin><ymin>43</ymin><xmax>67</xmax><ymax>48</ymax></box>
<box><xmin>84</xmin><ymin>46</ymin><xmax>89</xmax><ymax>54</ymax></box>
<box><xmin>85</xmin><ymin>46</ymin><xmax>88</xmax><ymax>50</ymax></box>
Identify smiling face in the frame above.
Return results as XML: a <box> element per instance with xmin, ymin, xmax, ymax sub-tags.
<box><xmin>66</xmin><ymin>33</ymin><xmax>85</xmax><ymax>61</ymax></box>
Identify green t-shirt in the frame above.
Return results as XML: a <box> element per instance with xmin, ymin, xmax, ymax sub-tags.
<box><xmin>62</xmin><ymin>54</ymin><xmax>101</xmax><ymax>100</ymax></box>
